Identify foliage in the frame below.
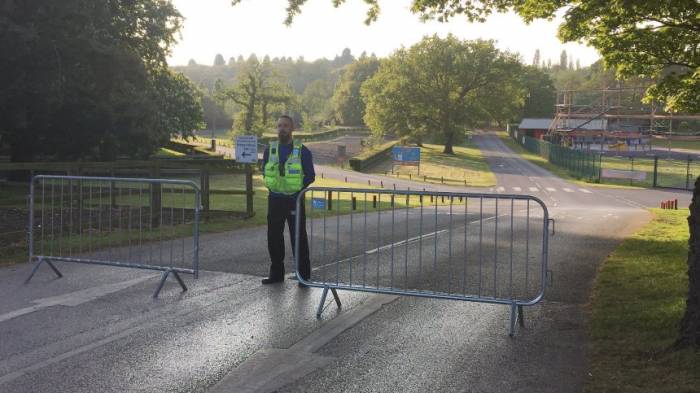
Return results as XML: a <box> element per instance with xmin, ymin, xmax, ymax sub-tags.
<box><xmin>269</xmin><ymin>0</ymin><xmax>700</xmax><ymax>113</ymax></box>
<box><xmin>332</xmin><ymin>56</ymin><xmax>381</xmax><ymax>126</ymax></box>
<box><xmin>520</xmin><ymin>66</ymin><xmax>556</xmax><ymax>118</ymax></box>
<box><xmin>361</xmin><ymin>36</ymin><xmax>523</xmax><ymax>154</ymax></box>
<box><xmin>0</xmin><ymin>0</ymin><xmax>203</xmax><ymax>161</ymax></box>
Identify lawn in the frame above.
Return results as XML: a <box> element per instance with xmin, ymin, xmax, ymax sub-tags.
<box><xmin>368</xmin><ymin>140</ymin><xmax>497</xmax><ymax>187</ymax></box>
<box><xmin>651</xmin><ymin>138</ymin><xmax>700</xmax><ymax>152</ymax></box>
<box><xmin>587</xmin><ymin>208</ymin><xmax>700</xmax><ymax>393</ymax></box>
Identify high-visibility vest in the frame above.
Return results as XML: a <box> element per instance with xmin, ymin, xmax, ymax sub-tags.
<box><xmin>264</xmin><ymin>140</ymin><xmax>304</xmax><ymax>195</ymax></box>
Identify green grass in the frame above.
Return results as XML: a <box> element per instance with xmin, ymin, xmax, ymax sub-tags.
<box><xmin>651</xmin><ymin>139</ymin><xmax>700</xmax><ymax>151</ymax></box>
<box><xmin>587</xmin><ymin>208</ymin><xmax>700</xmax><ymax>393</ymax></box>
<box><xmin>498</xmin><ymin>132</ymin><xmax>643</xmax><ymax>189</ymax></box>
<box><xmin>369</xmin><ymin>141</ymin><xmax>497</xmax><ymax>187</ymax></box>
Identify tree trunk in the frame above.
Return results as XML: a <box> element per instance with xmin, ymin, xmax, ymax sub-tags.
<box><xmin>675</xmin><ymin>175</ymin><xmax>700</xmax><ymax>350</ymax></box>
<box><xmin>442</xmin><ymin>130</ymin><xmax>455</xmax><ymax>154</ymax></box>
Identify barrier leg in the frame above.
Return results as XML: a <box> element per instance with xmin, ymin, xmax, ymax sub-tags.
<box><xmin>509</xmin><ymin>303</ymin><xmax>517</xmax><ymax>337</ymax></box>
<box><xmin>316</xmin><ymin>287</ymin><xmax>330</xmax><ymax>318</ymax></box>
<box><xmin>331</xmin><ymin>288</ymin><xmax>342</xmax><ymax>309</ymax></box>
<box><xmin>25</xmin><ymin>258</ymin><xmax>63</xmax><ymax>284</ymax></box>
<box><xmin>518</xmin><ymin>305</ymin><xmax>525</xmax><ymax>327</ymax></box>
<box><xmin>153</xmin><ymin>269</ymin><xmax>188</xmax><ymax>298</ymax></box>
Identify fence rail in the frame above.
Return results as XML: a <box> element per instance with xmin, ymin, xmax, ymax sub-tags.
<box><xmin>295</xmin><ymin>187</ymin><xmax>551</xmax><ymax>336</ymax></box>
<box><xmin>25</xmin><ymin>175</ymin><xmax>202</xmax><ymax>297</ymax></box>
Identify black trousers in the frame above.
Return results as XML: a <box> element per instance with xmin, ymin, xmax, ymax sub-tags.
<box><xmin>267</xmin><ymin>195</ymin><xmax>310</xmax><ymax>280</ymax></box>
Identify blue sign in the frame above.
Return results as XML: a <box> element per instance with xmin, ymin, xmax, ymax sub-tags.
<box><xmin>312</xmin><ymin>198</ymin><xmax>326</xmax><ymax>210</ymax></box>
<box><xmin>392</xmin><ymin>147</ymin><xmax>420</xmax><ymax>163</ymax></box>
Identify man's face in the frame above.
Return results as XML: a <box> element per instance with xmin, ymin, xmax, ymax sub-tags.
<box><xmin>277</xmin><ymin>117</ymin><xmax>293</xmax><ymax>143</ymax></box>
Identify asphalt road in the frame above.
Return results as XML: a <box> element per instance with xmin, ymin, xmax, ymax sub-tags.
<box><xmin>0</xmin><ymin>132</ymin><xmax>691</xmax><ymax>392</ymax></box>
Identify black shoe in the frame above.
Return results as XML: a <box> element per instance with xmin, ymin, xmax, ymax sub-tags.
<box><xmin>261</xmin><ymin>276</ymin><xmax>284</xmax><ymax>284</ymax></box>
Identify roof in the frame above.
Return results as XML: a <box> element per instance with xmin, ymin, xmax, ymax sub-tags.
<box><xmin>518</xmin><ymin>118</ymin><xmax>552</xmax><ymax>130</ymax></box>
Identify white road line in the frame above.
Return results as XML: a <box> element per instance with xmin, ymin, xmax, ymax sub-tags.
<box><xmin>579</xmin><ymin>189</ymin><xmax>592</xmax><ymax>194</ymax></box>
<box><xmin>512</xmin><ymin>187</ymin><xmax>522</xmax><ymax>192</ymax></box>
<box><xmin>562</xmin><ymin>188</ymin><xmax>574</xmax><ymax>193</ymax></box>
<box><xmin>545</xmin><ymin>187</ymin><xmax>556</xmax><ymax>192</ymax></box>
<box><xmin>0</xmin><ymin>276</ymin><xmax>152</xmax><ymax>323</ymax></box>
<box><xmin>496</xmin><ymin>186</ymin><xmax>505</xmax><ymax>193</ymax></box>
<box><xmin>529</xmin><ymin>187</ymin><xmax>539</xmax><ymax>192</ymax></box>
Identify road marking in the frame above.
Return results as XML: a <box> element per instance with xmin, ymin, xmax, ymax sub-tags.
<box><xmin>579</xmin><ymin>189</ymin><xmax>592</xmax><ymax>194</ymax></box>
<box><xmin>0</xmin><ymin>276</ymin><xmax>152</xmax><ymax>323</ymax></box>
<box><xmin>512</xmin><ymin>187</ymin><xmax>521</xmax><ymax>192</ymax></box>
<box><xmin>496</xmin><ymin>186</ymin><xmax>505</xmax><ymax>193</ymax></box>
<box><xmin>546</xmin><ymin>187</ymin><xmax>556</xmax><ymax>192</ymax></box>
<box><xmin>365</xmin><ymin>230</ymin><xmax>448</xmax><ymax>254</ymax></box>
<box><xmin>562</xmin><ymin>188</ymin><xmax>574</xmax><ymax>193</ymax></box>
<box><xmin>529</xmin><ymin>187</ymin><xmax>539</xmax><ymax>192</ymax></box>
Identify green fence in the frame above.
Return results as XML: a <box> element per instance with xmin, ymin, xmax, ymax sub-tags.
<box><xmin>509</xmin><ymin>129</ymin><xmax>696</xmax><ymax>190</ymax></box>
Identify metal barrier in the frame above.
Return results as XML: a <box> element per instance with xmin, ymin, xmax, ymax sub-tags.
<box><xmin>295</xmin><ymin>187</ymin><xmax>550</xmax><ymax>336</ymax></box>
<box><xmin>26</xmin><ymin>175</ymin><xmax>201</xmax><ymax>297</ymax></box>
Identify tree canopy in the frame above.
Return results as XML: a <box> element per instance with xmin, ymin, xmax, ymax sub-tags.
<box><xmin>0</xmin><ymin>0</ymin><xmax>203</xmax><ymax>161</ymax></box>
<box><xmin>259</xmin><ymin>0</ymin><xmax>700</xmax><ymax>113</ymax></box>
<box><xmin>362</xmin><ymin>36</ymin><xmax>523</xmax><ymax>153</ymax></box>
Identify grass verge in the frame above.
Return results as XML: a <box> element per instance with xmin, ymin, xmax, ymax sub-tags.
<box><xmin>369</xmin><ymin>140</ymin><xmax>496</xmax><ymax>187</ymax></box>
<box><xmin>587</xmin><ymin>208</ymin><xmax>700</xmax><ymax>393</ymax></box>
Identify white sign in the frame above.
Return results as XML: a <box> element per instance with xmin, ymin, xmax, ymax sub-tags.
<box><xmin>235</xmin><ymin>135</ymin><xmax>258</xmax><ymax>163</ymax></box>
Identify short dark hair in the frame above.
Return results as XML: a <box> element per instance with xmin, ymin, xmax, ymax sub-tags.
<box><xmin>278</xmin><ymin>115</ymin><xmax>295</xmax><ymax>128</ymax></box>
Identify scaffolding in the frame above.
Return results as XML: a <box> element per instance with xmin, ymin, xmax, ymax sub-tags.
<box><xmin>548</xmin><ymin>87</ymin><xmax>700</xmax><ymax>151</ymax></box>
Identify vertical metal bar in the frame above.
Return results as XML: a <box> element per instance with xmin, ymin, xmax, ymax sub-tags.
<box><xmin>463</xmin><ymin>196</ymin><xmax>468</xmax><ymax>295</ymax></box>
<box><xmin>181</xmin><ymin>186</ymin><xmax>185</xmax><ymax>266</ymax></box>
<box><xmin>335</xmin><ymin>190</ymin><xmax>340</xmax><ymax>285</ymax></box>
<box><xmin>405</xmin><ymin>193</ymin><xmax>409</xmax><ymax>289</ymax></box>
<box><xmin>193</xmin><ymin>184</ymin><xmax>201</xmax><ymax>279</ymax></box>
<box><xmin>310</xmin><ymin>190</ymin><xmax>314</xmax><ymax>272</ymax></box>
<box><xmin>390</xmin><ymin>191</ymin><xmax>395</xmax><ymax>289</ymax></box>
<box><xmin>509</xmin><ymin>198</ymin><xmax>514</xmax><ymax>300</ymax></box>
<box><xmin>40</xmin><ymin>179</ymin><xmax>45</xmax><ymax>257</ymax></box>
<box><xmin>322</xmin><ymin>191</ymin><xmax>327</xmax><ymax>284</ymax></box>
<box><xmin>78</xmin><ymin>178</ymin><xmax>83</xmax><ymax>255</ymax></box>
<box><xmin>349</xmin><ymin>191</ymin><xmax>353</xmax><ymax>286</ymax></box>
<box><xmin>448</xmin><ymin>196</ymin><xmax>453</xmax><ymax>293</ymax></box>
<box><xmin>170</xmin><ymin>187</ymin><xmax>175</xmax><ymax>268</ymax></box>
<box><xmin>433</xmin><ymin>193</ymin><xmax>438</xmax><ymax>292</ymax></box>
<box><xmin>158</xmin><ymin>185</ymin><xmax>163</xmax><ymax>265</ymax></box>
<box><xmin>478</xmin><ymin>196</ymin><xmax>483</xmax><ymax>297</ymax></box>
<box><xmin>525</xmin><ymin>199</ymin><xmax>530</xmax><ymax>295</ymax></box>
<box><xmin>28</xmin><ymin>178</ymin><xmax>35</xmax><ymax>264</ymax></box>
<box><xmin>88</xmin><ymin>182</ymin><xmax>93</xmax><ymax>254</ymax></box>
<box><xmin>50</xmin><ymin>180</ymin><xmax>55</xmax><ymax>256</ymax></box>
<box><xmin>494</xmin><ymin>197</ymin><xmax>499</xmax><ymax>297</ymax></box>
<box><xmin>363</xmin><ymin>192</ymin><xmax>367</xmax><ymax>287</ymax></box>
<box><xmin>128</xmin><ymin>186</ymin><xmax>133</xmax><ymax>262</ymax></box>
<box><xmin>376</xmin><ymin>193</ymin><xmax>381</xmax><ymax>287</ymax></box>
<box><xmin>108</xmin><ymin>180</ymin><xmax>113</xmax><ymax>262</ymax></box>
<box><xmin>59</xmin><ymin>179</ymin><xmax>64</xmax><ymax>257</ymax></box>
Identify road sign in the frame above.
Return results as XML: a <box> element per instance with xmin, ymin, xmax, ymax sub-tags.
<box><xmin>312</xmin><ymin>198</ymin><xmax>326</xmax><ymax>209</ymax></box>
<box><xmin>235</xmin><ymin>135</ymin><xmax>258</xmax><ymax>163</ymax></box>
<box><xmin>392</xmin><ymin>146</ymin><xmax>420</xmax><ymax>170</ymax></box>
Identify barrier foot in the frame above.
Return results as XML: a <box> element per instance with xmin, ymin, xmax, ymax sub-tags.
<box><xmin>316</xmin><ymin>287</ymin><xmax>330</xmax><ymax>318</ymax></box>
<box><xmin>153</xmin><ymin>269</ymin><xmax>188</xmax><ymax>298</ymax></box>
<box><xmin>25</xmin><ymin>258</ymin><xmax>63</xmax><ymax>284</ymax></box>
<box><xmin>517</xmin><ymin>305</ymin><xmax>525</xmax><ymax>328</ymax></box>
<box><xmin>509</xmin><ymin>303</ymin><xmax>517</xmax><ymax>337</ymax></box>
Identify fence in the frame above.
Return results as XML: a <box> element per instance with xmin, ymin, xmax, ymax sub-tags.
<box><xmin>295</xmin><ymin>187</ymin><xmax>551</xmax><ymax>336</ymax></box>
<box><xmin>25</xmin><ymin>175</ymin><xmax>201</xmax><ymax>297</ymax></box>
<box><xmin>509</xmin><ymin>130</ymin><xmax>698</xmax><ymax>190</ymax></box>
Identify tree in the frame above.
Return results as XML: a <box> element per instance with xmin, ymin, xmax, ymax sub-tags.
<box><xmin>521</xmin><ymin>67</ymin><xmax>556</xmax><ymax>118</ymax></box>
<box><xmin>0</xmin><ymin>0</ymin><xmax>203</xmax><ymax>162</ymax></box>
<box><xmin>264</xmin><ymin>1</ymin><xmax>699</xmax><ymax>113</ymax></box>
<box><xmin>332</xmin><ymin>56</ymin><xmax>381</xmax><ymax>126</ymax></box>
<box><xmin>361</xmin><ymin>36</ymin><xmax>523</xmax><ymax>154</ymax></box>
<box><xmin>214</xmin><ymin>53</ymin><xmax>226</xmax><ymax>66</ymax></box>
<box><xmin>559</xmin><ymin>50</ymin><xmax>568</xmax><ymax>70</ymax></box>
<box><xmin>301</xmin><ymin>80</ymin><xmax>334</xmax><ymax>128</ymax></box>
<box><xmin>188</xmin><ymin>59</ymin><xmax>198</xmax><ymax>66</ymax></box>
<box><xmin>532</xmin><ymin>49</ymin><xmax>540</xmax><ymax>67</ymax></box>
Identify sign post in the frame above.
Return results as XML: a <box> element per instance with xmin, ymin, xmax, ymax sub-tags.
<box><xmin>235</xmin><ymin>135</ymin><xmax>258</xmax><ymax>164</ymax></box>
<box><xmin>391</xmin><ymin>146</ymin><xmax>421</xmax><ymax>175</ymax></box>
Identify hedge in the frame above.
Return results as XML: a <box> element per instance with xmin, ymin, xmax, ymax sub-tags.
<box><xmin>349</xmin><ymin>140</ymin><xmax>396</xmax><ymax>172</ymax></box>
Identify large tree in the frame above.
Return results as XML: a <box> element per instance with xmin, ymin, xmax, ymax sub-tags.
<box><xmin>260</xmin><ymin>0</ymin><xmax>699</xmax><ymax>113</ymax></box>
<box><xmin>0</xmin><ymin>0</ymin><xmax>203</xmax><ymax>161</ymax></box>
<box><xmin>332</xmin><ymin>56</ymin><xmax>380</xmax><ymax>126</ymax></box>
<box><xmin>361</xmin><ymin>36</ymin><xmax>522</xmax><ymax>154</ymax></box>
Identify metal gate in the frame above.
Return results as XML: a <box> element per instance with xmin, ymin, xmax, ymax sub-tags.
<box><xmin>295</xmin><ymin>187</ymin><xmax>551</xmax><ymax>336</ymax></box>
<box><xmin>26</xmin><ymin>175</ymin><xmax>201</xmax><ymax>297</ymax></box>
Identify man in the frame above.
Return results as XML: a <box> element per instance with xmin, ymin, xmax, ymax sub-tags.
<box><xmin>261</xmin><ymin>115</ymin><xmax>315</xmax><ymax>286</ymax></box>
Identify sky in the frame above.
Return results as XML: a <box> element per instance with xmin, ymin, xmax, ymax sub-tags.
<box><xmin>168</xmin><ymin>0</ymin><xmax>600</xmax><ymax>67</ymax></box>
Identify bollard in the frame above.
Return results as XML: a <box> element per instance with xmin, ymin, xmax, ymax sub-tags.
<box><xmin>441</xmin><ymin>176</ymin><xmax>444</xmax><ymax>184</ymax></box>
<box><xmin>327</xmin><ymin>191</ymin><xmax>333</xmax><ymax>210</ymax></box>
<box><xmin>441</xmin><ymin>195</ymin><xmax>445</xmax><ymax>203</ymax></box>
<box><xmin>380</xmin><ymin>181</ymin><xmax>383</xmax><ymax>188</ymax></box>
<box><xmin>352</xmin><ymin>197</ymin><xmax>357</xmax><ymax>211</ymax></box>
<box><xmin>372</xmin><ymin>195</ymin><xmax>377</xmax><ymax>208</ymax></box>
<box><xmin>430</xmin><ymin>195</ymin><xmax>433</xmax><ymax>203</ymax></box>
<box><xmin>345</xmin><ymin>176</ymin><xmax>347</xmax><ymax>183</ymax></box>
<box><xmin>321</xmin><ymin>173</ymin><xmax>324</xmax><ymax>179</ymax></box>
<box><xmin>390</xmin><ymin>195</ymin><xmax>395</xmax><ymax>207</ymax></box>
<box><xmin>409</xmin><ymin>174</ymin><xmax>412</xmax><ymax>180</ymax></box>
<box><xmin>675</xmin><ymin>199</ymin><xmax>678</xmax><ymax>210</ymax></box>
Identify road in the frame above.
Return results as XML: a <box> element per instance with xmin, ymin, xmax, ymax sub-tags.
<box><xmin>0</xmin><ymin>132</ymin><xmax>691</xmax><ymax>392</ymax></box>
